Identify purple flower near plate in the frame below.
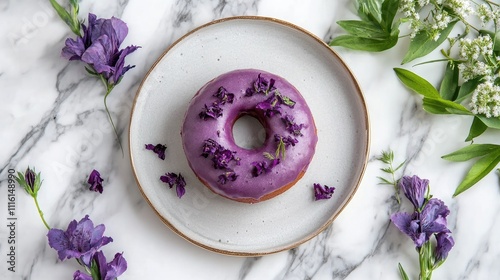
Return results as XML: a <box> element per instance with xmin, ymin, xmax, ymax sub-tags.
<box><xmin>145</xmin><ymin>143</ymin><xmax>167</xmax><ymax>160</ymax></box>
<box><xmin>87</xmin><ymin>169</ymin><xmax>104</xmax><ymax>193</ymax></box>
<box><xmin>313</xmin><ymin>183</ymin><xmax>335</xmax><ymax>200</ymax></box>
<box><xmin>160</xmin><ymin>172</ymin><xmax>186</xmax><ymax>198</ymax></box>
<box><xmin>62</xmin><ymin>13</ymin><xmax>140</xmax><ymax>86</ymax></box>
<box><xmin>47</xmin><ymin>215</ymin><xmax>113</xmax><ymax>266</ymax></box>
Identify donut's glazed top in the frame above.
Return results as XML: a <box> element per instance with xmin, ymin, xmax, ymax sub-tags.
<box><xmin>181</xmin><ymin>69</ymin><xmax>317</xmax><ymax>202</ymax></box>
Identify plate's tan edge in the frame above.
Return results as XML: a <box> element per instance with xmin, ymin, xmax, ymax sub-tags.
<box><xmin>128</xmin><ymin>16</ymin><xmax>370</xmax><ymax>257</ymax></box>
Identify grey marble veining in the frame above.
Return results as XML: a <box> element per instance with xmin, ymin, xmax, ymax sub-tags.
<box><xmin>1</xmin><ymin>0</ymin><xmax>500</xmax><ymax>279</ymax></box>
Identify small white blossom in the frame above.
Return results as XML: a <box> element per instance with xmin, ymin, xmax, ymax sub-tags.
<box><xmin>470</xmin><ymin>81</ymin><xmax>500</xmax><ymax>118</ymax></box>
<box><xmin>459</xmin><ymin>35</ymin><xmax>493</xmax><ymax>60</ymax></box>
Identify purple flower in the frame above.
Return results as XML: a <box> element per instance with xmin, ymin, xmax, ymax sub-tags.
<box><xmin>251</xmin><ymin>159</ymin><xmax>280</xmax><ymax>177</ymax></box>
<box><xmin>399</xmin><ymin>175</ymin><xmax>429</xmax><ymax>209</ymax></box>
<box><xmin>218</xmin><ymin>170</ymin><xmax>238</xmax><ymax>184</ymax></box>
<box><xmin>435</xmin><ymin>232</ymin><xmax>454</xmax><ymax>264</ymax></box>
<box><xmin>62</xmin><ymin>13</ymin><xmax>139</xmax><ymax>85</ymax></box>
<box><xmin>213</xmin><ymin>86</ymin><xmax>234</xmax><ymax>105</ymax></box>
<box><xmin>160</xmin><ymin>172</ymin><xmax>186</xmax><ymax>198</ymax></box>
<box><xmin>201</xmin><ymin>139</ymin><xmax>240</xmax><ymax>169</ymax></box>
<box><xmin>282</xmin><ymin>115</ymin><xmax>304</xmax><ymax>136</ymax></box>
<box><xmin>25</xmin><ymin>167</ymin><xmax>36</xmax><ymax>192</ymax></box>
<box><xmin>145</xmin><ymin>143</ymin><xmax>167</xmax><ymax>160</ymax></box>
<box><xmin>275</xmin><ymin>134</ymin><xmax>298</xmax><ymax>148</ymax></box>
<box><xmin>87</xmin><ymin>169</ymin><xmax>104</xmax><ymax>194</ymax></box>
<box><xmin>47</xmin><ymin>215</ymin><xmax>113</xmax><ymax>266</ymax></box>
<box><xmin>314</xmin><ymin>183</ymin><xmax>335</xmax><ymax>200</ymax></box>
<box><xmin>73</xmin><ymin>251</ymin><xmax>127</xmax><ymax>280</ymax></box>
<box><xmin>246</xmin><ymin>74</ymin><xmax>275</xmax><ymax>96</ymax></box>
<box><xmin>256</xmin><ymin>93</ymin><xmax>283</xmax><ymax>117</ymax></box>
<box><xmin>390</xmin><ymin>212</ymin><xmax>424</xmax><ymax>246</ymax></box>
<box><xmin>199</xmin><ymin>103</ymin><xmax>223</xmax><ymax>120</ymax></box>
<box><xmin>201</xmin><ymin>139</ymin><xmax>222</xmax><ymax>158</ymax></box>
<box><xmin>419</xmin><ymin>198</ymin><xmax>450</xmax><ymax>237</ymax></box>
<box><xmin>391</xmin><ymin>198</ymin><xmax>450</xmax><ymax>248</ymax></box>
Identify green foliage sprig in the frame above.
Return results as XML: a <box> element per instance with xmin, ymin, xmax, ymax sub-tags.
<box><xmin>332</xmin><ymin>0</ymin><xmax>500</xmax><ymax>196</ymax></box>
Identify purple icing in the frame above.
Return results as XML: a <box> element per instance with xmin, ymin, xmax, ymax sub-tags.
<box><xmin>181</xmin><ymin>69</ymin><xmax>318</xmax><ymax>202</ymax></box>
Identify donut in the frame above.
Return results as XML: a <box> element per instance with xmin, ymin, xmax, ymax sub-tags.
<box><xmin>181</xmin><ymin>69</ymin><xmax>317</xmax><ymax>203</ymax></box>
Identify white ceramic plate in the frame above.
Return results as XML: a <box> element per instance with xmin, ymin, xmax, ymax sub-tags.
<box><xmin>129</xmin><ymin>17</ymin><xmax>369</xmax><ymax>256</ymax></box>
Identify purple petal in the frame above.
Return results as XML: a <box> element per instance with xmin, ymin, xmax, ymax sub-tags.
<box><xmin>87</xmin><ymin>169</ymin><xmax>104</xmax><ymax>193</ymax></box>
<box><xmin>313</xmin><ymin>183</ymin><xmax>335</xmax><ymax>200</ymax></box>
<box><xmin>111</xmin><ymin>45</ymin><xmax>139</xmax><ymax>84</ymax></box>
<box><xmin>47</xmin><ymin>228</ymin><xmax>71</xmax><ymax>260</ymax></box>
<box><xmin>399</xmin><ymin>175</ymin><xmax>428</xmax><ymax>209</ymax></box>
<box><xmin>62</xmin><ymin>37</ymin><xmax>86</xmax><ymax>60</ymax></box>
<box><xmin>435</xmin><ymin>232</ymin><xmax>454</xmax><ymax>263</ymax></box>
<box><xmin>109</xmin><ymin>17</ymin><xmax>128</xmax><ymax>46</ymax></box>
<box><xmin>73</xmin><ymin>270</ymin><xmax>92</xmax><ymax>280</ymax></box>
<box><xmin>105</xmin><ymin>252</ymin><xmax>128</xmax><ymax>280</ymax></box>
<box><xmin>420</xmin><ymin>198</ymin><xmax>450</xmax><ymax>236</ymax></box>
<box><xmin>145</xmin><ymin>143</ymin><xmax>167</xmax><ymax>160</ymax></box>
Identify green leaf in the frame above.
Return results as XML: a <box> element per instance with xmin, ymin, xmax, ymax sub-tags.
<box><xmin>465</xmin><ymin>117</ymin><xmax>488</xmax><ymax>141</ymax></box>
<box><xmin>336</xmin><ymin>20</ymin><xmax>389</xmax><ymax>38</ymax></box>
<box><xmin>398</xmin><ymin>263</ymin><xmax>410</xmax><ymax>280</ymax></box>
<box><xmin>402</xmin><ymin>21</ymin><xmax>458</xmax><ymax>64</ymax></box>
<box><xmin>394</xmin><ymin>68</ymin><xmax>440</xmax><ymax>98</ymax></box>
<box><xmin>442</xmin><ymin>144</ymin><xmax>500</xmax><ymax>162</ymax></box>
<box><xmin>48</xmin><ymin>0</ymin><xmax>72</xmax><ymax>28</ymax></box>
<box><xmin>455</xmin><ymin>77</ymin><xmax>481</xmax><ymax>103</ymax></box>
<box><xmin>422</xmin><ymin>97</ymin><xmax>471</xmax><ymax>115</ymax></box>
<box><xmin>357</xmin><ymin>0</ymin><xmax>383</xmax><ymax>23</ymax></box>
<box><xmin>476</xmin><ymin>115</ymin><xmax>500</xmax><ymax>130</ymax></box>
<box><xmin>377</xmin><ymin>177</ymin><xmax>393</xmax><ymax>185</ymax></box>
<box><xmin>453</xmin><ymin>149</ymin><xmax>500</xmax><ymax>196</ymax></box>
<box><xmin>329</xmin><ymin>34</ymin><xmax>398</xmax><ymax>52</ymax></box>
<box><xmin>439</xmin><ymin>61</ymin><xmax>459</xmax><ymax>101</ymax></box>
<box><xmin>380</xmin><ymin>0</ymin><xmax>400</xmax><ymax>31</ymax></box>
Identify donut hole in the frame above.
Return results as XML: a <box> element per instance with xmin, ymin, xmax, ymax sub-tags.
<box><xmin>232</xmin><ymin>114</ymin><xmax>266</xmax><ymax>149</ymax></box>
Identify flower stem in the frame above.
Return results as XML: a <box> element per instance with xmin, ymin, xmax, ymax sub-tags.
<box><xmin>101</xmin><ymin>78</ymin><xmax>124</xmax><ymax>156</ymax></box>
<box><xmin>33</xmin><ymin>196</ymin><xmax>50</xmax><ymax>230</ymax></box>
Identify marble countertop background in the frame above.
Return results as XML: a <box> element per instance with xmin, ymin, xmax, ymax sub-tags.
<box><xmin>1</xmin><ymin>0</ymin><xmax>500</xmax><ymax>279</ymax></box>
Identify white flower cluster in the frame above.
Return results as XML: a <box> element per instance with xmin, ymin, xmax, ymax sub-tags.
<box><xmin>443</xmin><ymin>0</ymin><xmax>473</xmax><ymax>19</ymax></box>
<box><xmin>400</xmin><ymin>0</ymin><xmax>454</xmax><ymax>40</ymax></box>
<box><xmin>477</xmin><ymin>4</ymin><xmax>500</xmax><ymax>27</ymax></box>
<box><xmin>457</xmin><ymin>35</ymin><xmax>494</xmax><ymax>81</ymax></box>
<box><xmin>470</xmin><ymin>80</ymin><xmax>500</xmax><ymax>118</ymax></box>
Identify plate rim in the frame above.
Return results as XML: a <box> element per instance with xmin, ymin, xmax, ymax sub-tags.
<box><xmin>128</xmin><ymin>16</ymin><xmax>371</xmax><ymax>256</ymax></box>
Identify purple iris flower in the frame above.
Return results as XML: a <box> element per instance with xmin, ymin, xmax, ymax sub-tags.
<box><xmin>47</xmin><ymin>215</ymin><xmax>113</xmax><ymax>266</ymax></box>
<box><xmin>145</xmin><ymin>143</ymin><xmax>167</xmax><ymax>160</ymax></box>
<box><xmin>87</xmin><ymin>169</ymin><xmax>104</xmax><ymax>193</ymax></box>
<box><xmin>62</xmin><ymin>13</ymin><xmax>139</xmax><ymax>85</ymax></box>
<box><xmin>160</xmin><ymin>172</ymin><xmax>186</xmax><ymax>198</ymax></box>
<box><xmin>314</xmin><ymin>183</ymin><xmax>335</xmax><ymax>200</ymax></box>
<box><xmin>435</xmin><ymin>232</ymin><xmax>455</xmax><ymax>264</ymax></box>
<box><xmin>399</xmin><ymin>175</ymin><xmax>429</xmax><ymax>209</ymax></box>
<box><xmin>73</xmin><ymin>251</ymin><xmax>127</xmax><ymax>280</ymax></box>
<box><xmin>391</xmin><ymin>198</ymin><xmax>450</xmax><ymax>248</ymax></box>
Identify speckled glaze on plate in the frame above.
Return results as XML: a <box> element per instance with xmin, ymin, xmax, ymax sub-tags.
<box><xmin>129</xmin><ymin>16</ymin><xmax>370</xmax><ymax>256</ymax></box>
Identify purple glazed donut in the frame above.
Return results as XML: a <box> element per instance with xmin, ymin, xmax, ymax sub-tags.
<box><xmin>181</xmin><ymin>69</ymin><xmax>317</xmax><ymax>203</ymax></box>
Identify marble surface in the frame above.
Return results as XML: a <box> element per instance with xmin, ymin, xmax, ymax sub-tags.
<box><xmin>1</xmin><ymin>0</ymin><xmax>500</xmax><ymax>279</ymax></box>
